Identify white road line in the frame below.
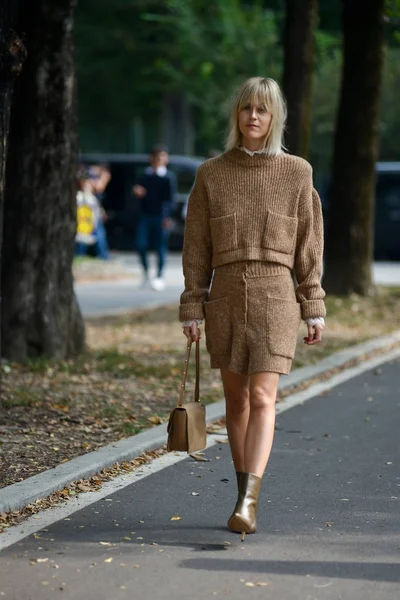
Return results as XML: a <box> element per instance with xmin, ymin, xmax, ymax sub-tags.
<box><xmin>1</xmin><ymin>347</ymin><xmax>399</xmax><ymax>551</ymax></box>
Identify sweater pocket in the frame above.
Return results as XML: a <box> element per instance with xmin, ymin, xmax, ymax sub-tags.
<box><xmin>265</xmin><ymin>297</ymin><xmax>301</xmax><ymax>359</ymax></box>
<box><xmin>262</xmin><ymin>209</ymin><xmax>298</xmax><ymax>255</ymax></box>
<box><xmin>210</xmin><ymin>213</ymin><xmax>238</xmax><ymax>254</ymax></box>
<box><xmin>204</xmin><ymin>297</ymin><xmax>231</xmax><ymax>355</ymax></box>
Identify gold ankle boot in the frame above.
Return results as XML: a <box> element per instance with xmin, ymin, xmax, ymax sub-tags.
<box><xmin>227</xmin><ymin>472</ymin><xmax>261</xmax><ymax>541</ymax></box>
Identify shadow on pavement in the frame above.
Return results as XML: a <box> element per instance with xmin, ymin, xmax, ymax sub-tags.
<box><xmin>178</xmin><ymin>558</ymin><xmax>400</xmax><ymax>583</ymax></box>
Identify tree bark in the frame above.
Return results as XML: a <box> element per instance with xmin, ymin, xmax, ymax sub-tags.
<box><xmin>1</xmin><ymin>0</ymin><xmax>85</xmax><ymax>361</ymax></box>
<box><xmin>323</xmin><ymin>0</ymin><xmax>385</xmax><ymax>295</ymax></box>
<box><xmin>283</xmin><ymin>0</ymin><xmax>317</xmax><ymax>158</ymax></box>
<box><xmin>0</xmin><ymin>1</ymin><xmax>26</xmax><ymax>362</ymax></box>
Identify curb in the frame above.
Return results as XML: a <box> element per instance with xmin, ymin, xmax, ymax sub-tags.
<box><xmin>1</xmin><ymin>329</ymin><xmax>400</xmax><ymax>514</ymax></box>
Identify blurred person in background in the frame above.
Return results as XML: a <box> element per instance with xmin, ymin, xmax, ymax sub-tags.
<box><xmin>75</xmin><ymin>167</ymin><xmax>100</xmax><ymax>256</ymax></box>
<box><xmin>132</xmin><ymin>144</ymin><xmax>177</xmax><ymax>290</ymax></box>
<box><xmin>88</xmin><ymin>163</ymin><xmax>111</xmax><ymax>260</ymax></box>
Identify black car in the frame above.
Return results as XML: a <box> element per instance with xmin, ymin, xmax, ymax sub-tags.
<box><xmin>319</xmin><ymin>162</ymin><xmax>400</xmax><ymax>260</ymax></box>
<box><xmin>80</xmin><ymin>153</ymin><xmax>204</xmax><ymax>251</ymax></box>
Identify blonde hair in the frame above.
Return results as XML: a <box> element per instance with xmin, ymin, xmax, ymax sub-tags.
<box><xmin>225</xmin><ymin>77</ymin><xmax>287</xmax><ymax>155</ymax></box>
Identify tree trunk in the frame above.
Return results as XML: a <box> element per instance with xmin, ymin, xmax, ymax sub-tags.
<box><xmin>323</xmin><ymin>0</ymin><xmax>385</xmax><ymax>296</ymax></box>
<box><xmin>283</xmin><ymin>0</ymin><xmax>317</xmax><ymax>158</ymax></box>
<box><xmin>0</xmin><ymin>1</ymin><xmax>26</xmax><ymax>362</ymax></box>
<box><xmin>1</xmin><ymin>0</ymin><xmax>85</xmax><ymax>361</ymax></box>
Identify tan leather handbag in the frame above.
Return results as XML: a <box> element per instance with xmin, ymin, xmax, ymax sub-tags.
<box><xmin>167</xmin><ymin>338</ymin><xmax>206</xmax><ymax>453</ymax></box>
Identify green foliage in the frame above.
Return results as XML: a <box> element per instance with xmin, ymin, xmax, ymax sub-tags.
<box><xmin>75</xmin><ymin>0</ymin><xmax>282</xmax><ymax>152</ymax></box>
<box><xmin>75</xmin><ymin>0</ymin><xmax>400</xmax><ymax>166</ymax></box>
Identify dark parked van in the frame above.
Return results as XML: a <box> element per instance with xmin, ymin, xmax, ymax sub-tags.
<box><xmin>80</xmin><ymin>153</ymin><xmax>203</xmax><ymax>251</ymax></box>
<box><xmin>320</xmin><ymin>162</ymin><xmax>400</xmax><ymax>261</ymax></box>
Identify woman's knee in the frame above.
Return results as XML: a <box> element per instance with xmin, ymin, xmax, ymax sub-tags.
<box><xmin>221</xmin><ymin>368</ymin><xmax>249</xmax><ymax>414</ymax></box>
<box><xmin>250</xmin><ymin>384</ymin><xmax>277</xmax><ymax>411</ymax></box>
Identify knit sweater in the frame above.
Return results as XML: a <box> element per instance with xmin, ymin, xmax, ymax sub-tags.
<box><xmin>179</xmin><ymin>148</ymin><xmax>326</xmax><ymax>322</ymax></box>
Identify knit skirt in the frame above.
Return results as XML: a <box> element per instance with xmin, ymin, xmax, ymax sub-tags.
<box><xmin>204</xmin><ymin>261</ymin><xmax>301</xmax><ymax>376</ymax></box>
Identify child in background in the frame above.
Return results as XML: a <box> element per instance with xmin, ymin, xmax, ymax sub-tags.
<box><xmin>75</xmin><ymin>168</ymin><xmax>100</xmax><ymax>256</ymax></box>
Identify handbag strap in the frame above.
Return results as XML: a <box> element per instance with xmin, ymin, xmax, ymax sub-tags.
<box><xmin>177</xmin><ymin>338</ymin><xmax>200</xmax><ymax>407</ymax></box>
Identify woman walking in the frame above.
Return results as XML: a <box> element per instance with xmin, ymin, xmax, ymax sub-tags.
<box><xmin>179</xmin><ymin>77</ymin><xmax>326</xmax><ymax>540</ymax></box>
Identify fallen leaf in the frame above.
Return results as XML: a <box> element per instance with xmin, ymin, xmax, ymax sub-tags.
<box><xmin>104</xmin><ymin>557</ymin><xmax>113</xmax><ymax>563</ymax></box>
<box><xmin>99</xmin><ymin>542</ymin><xmax>111</xmax><ymax>546</ymax></box>
<box><xmin>170</xmin><ymin>515</ymin><xmax>182</xmax><ymax>521</ymax></box>
<box><xmin>189</xmin><ymin>453</ymin><xmax>210</xmax><ymax>462</ymax></box>
<box><xmin>147</xmin><ymin>415</ymin><xmax>163</xmax><ymax>425</ymax></box>
<box><xmin>77</xmin><ymin>483</ymin><xmax>91</xmax><ymax>493</ymax></box>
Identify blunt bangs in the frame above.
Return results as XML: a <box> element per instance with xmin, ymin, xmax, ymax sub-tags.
<box><xmin>226</xmin><ymin>77</ymin><xmax>287</xmax><ymax>155</ymax></box>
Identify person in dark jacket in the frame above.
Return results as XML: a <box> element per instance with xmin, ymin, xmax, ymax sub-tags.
<box><xmin>133</xmin><ymin>145</ymin><xmax>177</xmax><ymax>290</ymax></box>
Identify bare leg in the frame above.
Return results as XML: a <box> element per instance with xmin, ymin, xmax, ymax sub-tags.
<box><xmin>244</xmin><ymin>372</ymin><xmax>280</xmax><ymax>478</ymax></box>
<box><xmin>220</xmin><ymin>367</ymin><xmax>250</xmax><ymax>473</ymax></box>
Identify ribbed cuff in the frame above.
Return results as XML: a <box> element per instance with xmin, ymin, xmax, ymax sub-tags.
<box><xmin>179</xmin><ymin>302</ymin><xmax>205</xmax><ymax>321</ymax></box>
<box><xmin>300</xmin><ymin>299</ymin><xmax>326</xmax><ymax>320</ymax></box>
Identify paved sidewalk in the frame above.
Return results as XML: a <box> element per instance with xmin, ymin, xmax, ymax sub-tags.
<box><xmin>75</xmin><ymin>253</ymin><xmax>183</xmax><ymax>317</ymax></box>
<box><xmin>1</xmin><ymin>357</ymin><xmax>399</xmax><ymax>599</ymax></box>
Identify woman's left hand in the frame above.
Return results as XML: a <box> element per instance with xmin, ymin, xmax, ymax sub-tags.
<box><xmin>303</xmin><ymin>322</ymin><xmax>324</xmax><ymax>345</ymax></box>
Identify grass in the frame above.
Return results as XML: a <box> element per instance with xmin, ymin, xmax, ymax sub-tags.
<box><xmin>1</xmin><ymin>388</ymin><xmax>42</xmax><ymax>409</ymax></box>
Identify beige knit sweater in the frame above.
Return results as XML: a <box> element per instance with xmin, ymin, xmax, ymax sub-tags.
<box><xmin>179</xmin><ymin>148</ymin><xmax>326</xmax><ymax>322</ymax></box>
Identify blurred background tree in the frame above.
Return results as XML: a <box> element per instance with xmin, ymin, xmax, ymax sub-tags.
<box><xmin>283</xmin><ymin>0</ymin><xmax>317</xmax><ymax>158</ymax></box>
<box><xmin>75</xmin><ymin>0</ymin><xmax>400</xmax><ymax>180</ymax></box>
<box><xmin>324</xmin><ymin>0</ymin><xmax>385</xmax><ymax>295</ymax></box>
<box><xmin>75</xmin><ymin>0</ymin><xmax>282</xmax><ymax>156</ymax></box>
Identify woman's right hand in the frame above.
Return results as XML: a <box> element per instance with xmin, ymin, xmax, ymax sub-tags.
<box><xmin>132</xmin><ymin>184</ymin><xmax>147</xmax><ymax>198</ymax></box>
<box><xmin>183</xmin><ymin>320</ymin><xmax>201</xmax><ymax>343</ymax></box>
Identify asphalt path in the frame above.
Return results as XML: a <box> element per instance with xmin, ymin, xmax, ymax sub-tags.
<box><xmin>76</xmin><ymin>255</ymin><xmax>400</xmax><ymax>318</ymax></box>
<box><xmin>1</xmin><ymin>358</ymin><xmax>399</xmax><ymax>599</ymax></box>
<box><xmin>76</xmin><ymin>253</ymin><xmax>184</xmax><ymax>317</ymax></box>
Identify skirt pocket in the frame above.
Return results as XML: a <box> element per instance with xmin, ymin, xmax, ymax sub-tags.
<box><xmin>262</xmin><ymin>209</ymin><xmax>298</xmax><ymax>255</ymax></box>
<box><xmin>265</xmin><ymin>297</ymin><xmax>301</xmax><ymax>359</ymax></box>
<box><xmin>204</xmin><ymin>297</ymin><xmax>231</xmax><ymax>355</ymax></box>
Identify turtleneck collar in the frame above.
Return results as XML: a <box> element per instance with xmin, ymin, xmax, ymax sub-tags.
<box><xmin>223</xmin><ymin>147</ymin><xmax>285</xmax><ymax>167</ymax></box>
<box><xmin>238</xmin><ymin>145</ymin><xmax>273</xmax><ymax>156</ymax></box>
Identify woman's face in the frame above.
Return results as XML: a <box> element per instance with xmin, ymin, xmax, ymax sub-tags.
<box><xmin>238</xmin><ymin>102</ymin><xmax>272</xmax><ymax>147</ymax></box>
